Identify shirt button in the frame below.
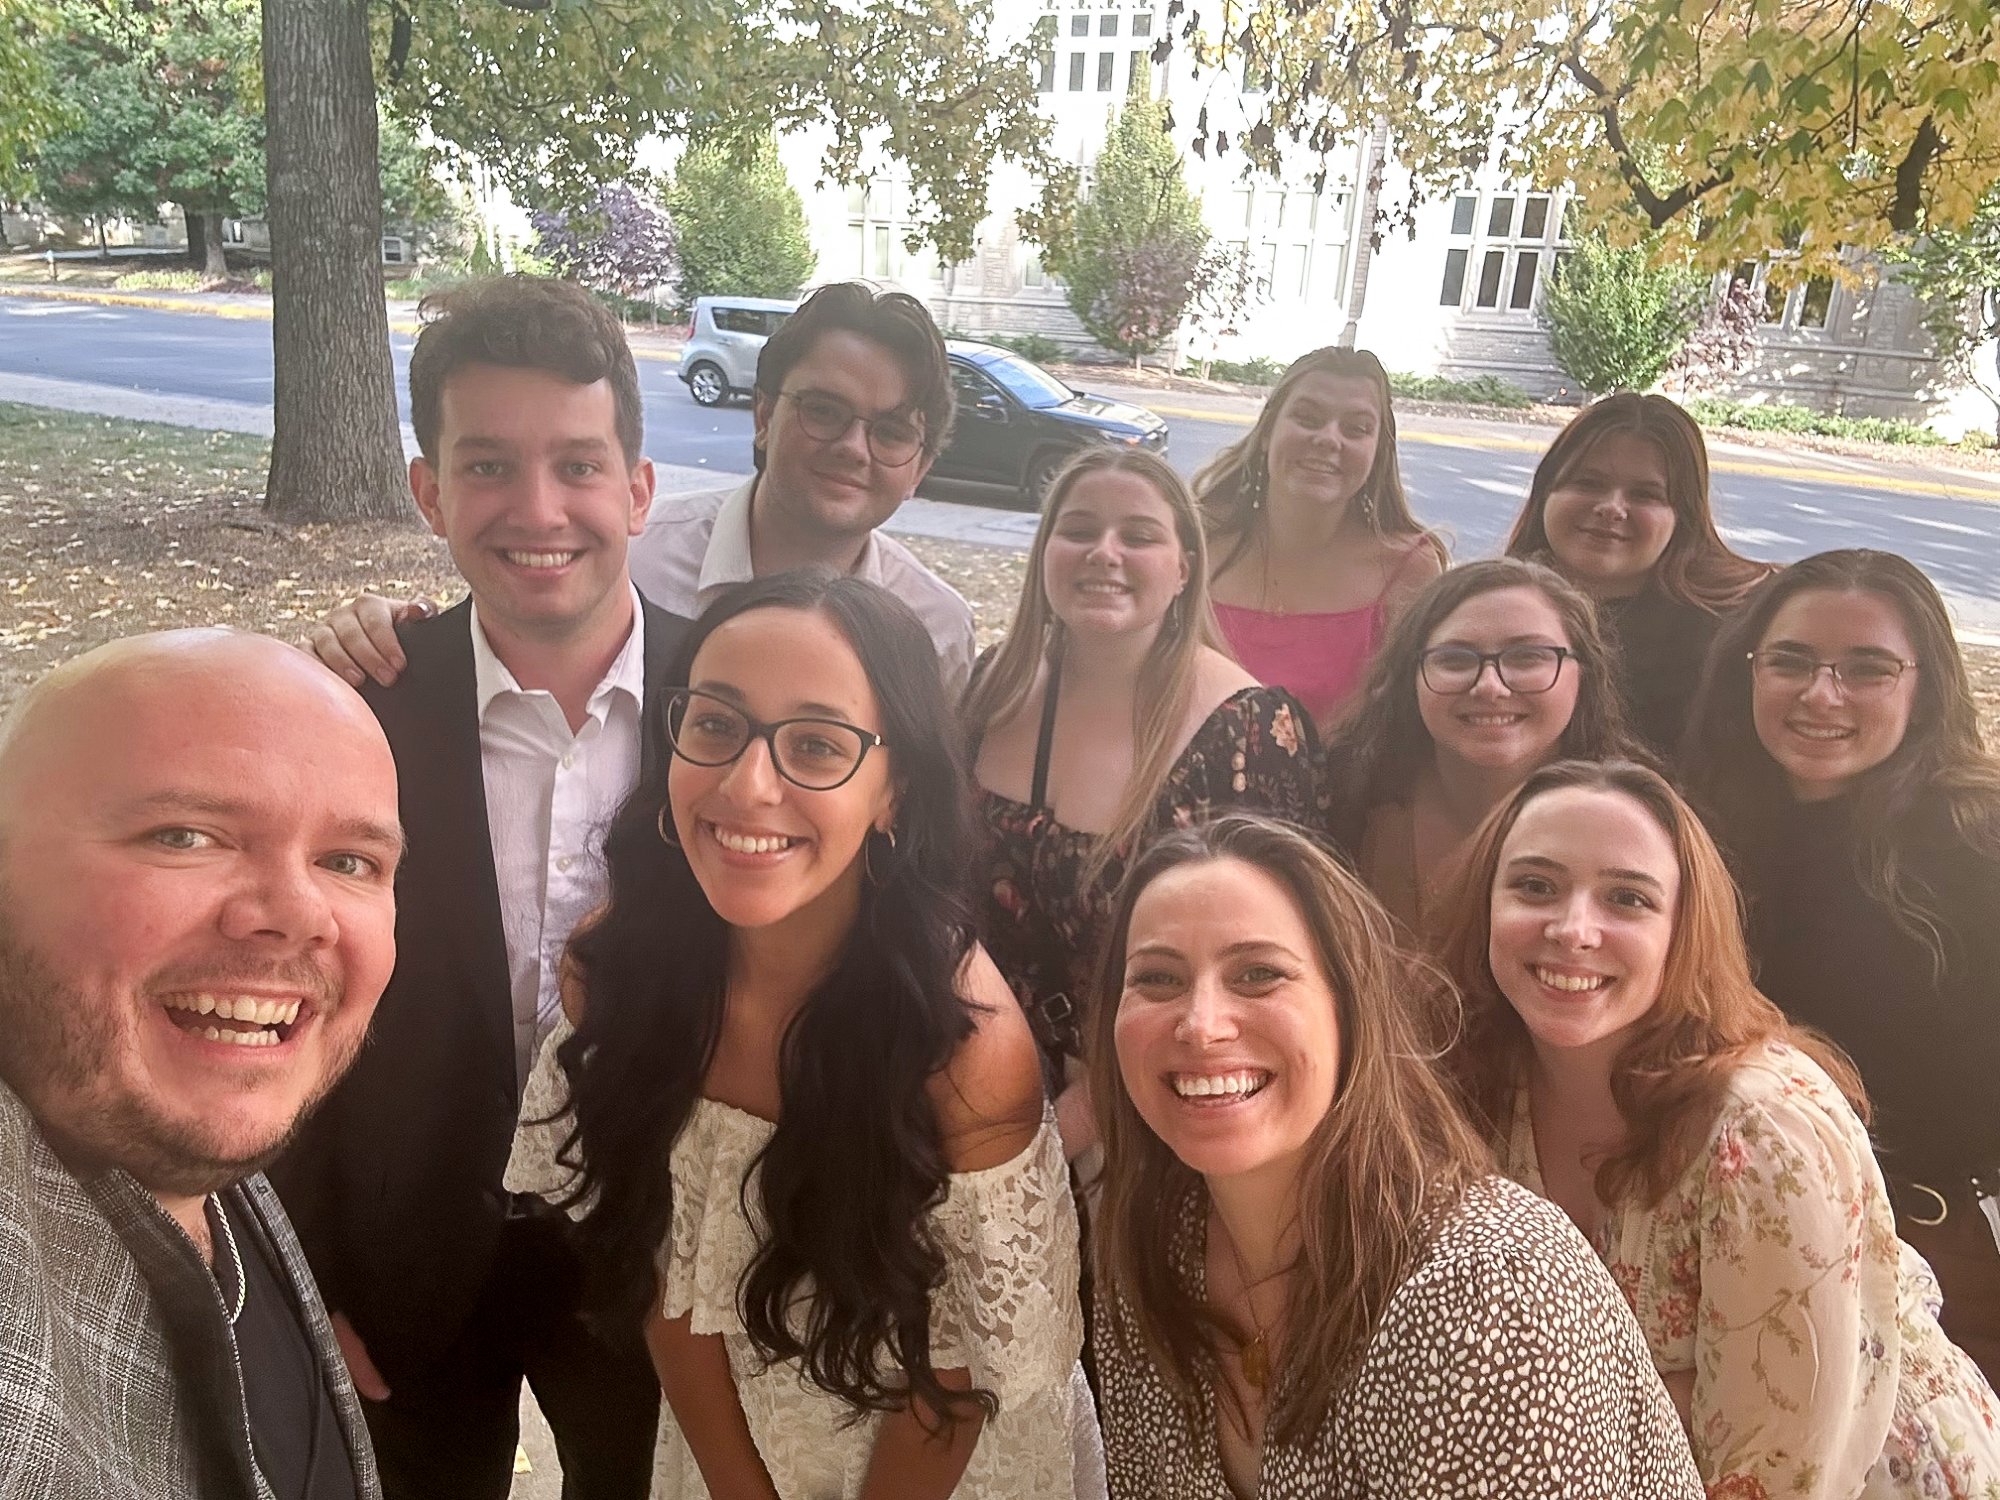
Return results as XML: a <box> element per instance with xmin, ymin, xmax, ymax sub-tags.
<box><xmin>560</xmin><ymin>750</ymin><xmax>575</xmax><ymax>770</ymax></box>
<box><xmin>556</xmin><ymin>855</ymin><xmax>573</xmax><ymax>872</ymax></box>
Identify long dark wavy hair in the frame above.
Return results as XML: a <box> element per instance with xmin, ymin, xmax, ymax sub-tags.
<box><xmin>554</xmin><ymin>571</ymin><xmax>989</xmax><ymax>1423</ymax></box>
<box><xmin>1091</xmin><ymin>815</ymin><xmax>1489</xmax><ymax>1444</ymax></box>
<box><xmin>1323</xmin><ymin>558</ymin><xmax>1639</xmax><ymax>849</ymax></box>
<box><xmin>1684</xmin><ymin>549</ymin><xmax>2000</xmax><ymax>975</ymax></box>
<box><xmin>1437</xmin><ymin>759</ymin><xmax>1863</xmax><ymax>1209</ymax></box>
<box><xmin>1505</xmin><ymin>392</ymin><xmax>1771</xmax><ymax>613</ymax></box>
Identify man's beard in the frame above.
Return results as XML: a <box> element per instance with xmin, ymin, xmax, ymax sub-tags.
<box><xmin>0</xmin><ymin>915</ymin><xmax>357</xmax><ymax>1199</ymax></box>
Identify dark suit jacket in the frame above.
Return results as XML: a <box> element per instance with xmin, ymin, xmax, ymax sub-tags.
<box><xmin>271</xmin><ymin>594</ymin><xmax>689</xmax><ymax>1383</ymax></box>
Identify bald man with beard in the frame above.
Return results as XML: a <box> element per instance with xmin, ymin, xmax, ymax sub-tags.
<box><xmin>0</xmin><ymin>630</ymin><xmax>402</xmax><ymax>1500</ymax></box>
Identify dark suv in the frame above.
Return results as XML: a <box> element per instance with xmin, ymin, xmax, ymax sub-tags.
<box><xmin>930</xmin><ymin>342</ymin><xmax>1170</xmax><ymax>505</ymax></box>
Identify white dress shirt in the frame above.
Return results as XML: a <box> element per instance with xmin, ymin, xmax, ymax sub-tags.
<box><xmin>469</xmin><ymin>589</ymin><xmax>646</xmax><ymax>1090</ymax></box>
<box><xmin>630</xmin><ymin>477</ymin><xmax>977</xmax><ymax>697</ymax></box>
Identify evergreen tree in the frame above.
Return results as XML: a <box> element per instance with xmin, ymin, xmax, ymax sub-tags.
<box><xmin>1055</xmin><ymin>88</ymin><xmax>1211</xmax><ymax>366</ymax></box>
<box><xmin>665</xmin><ymin>136</ymin><xmax>816</xmax><ymax>306</ymax></box>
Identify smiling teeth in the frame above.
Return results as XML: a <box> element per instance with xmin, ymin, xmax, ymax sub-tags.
<box><xmin>162</xmin><ymin>994</ymin><xmax>301</xmax><ymax>1026</ymax></box>
<box><xmin>1172</xmin><ymin>1071</ymin><xmax>1270</xmax><ymax>1099</ymax></box>
<box><xmin>711</xmin><ymin>827</ymin><xmax>800</xmax><ymax>855</ymax></box>
<box><xmin>504</xmin><ymin>550</ymin><xmax>580</xmax><ymax>568</ymax></box>
<box><xmin>1532</xmin><ymin>966</ymin><xmax>1608</xmax><ymax>993</ymax></box>
<box><xmin>1791</xmin><ymin>724</ymin><xmax>1851</xmax><ymax>740</ymax></box>
<box><xmin>201</xmin><ymin>1026</ymin><xmax>282</xmax><ymax>1047</ymax></box>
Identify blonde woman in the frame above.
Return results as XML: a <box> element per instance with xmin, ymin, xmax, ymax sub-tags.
<box><xmin>1196</xmin><ymin>347</ymin><xmax>1446</xmax><ymax>732</ymax></box>
<box><xmin>963</xmin><ymin>448</ymin><xmax>1316</xmax><ymax>1158</ymax></box>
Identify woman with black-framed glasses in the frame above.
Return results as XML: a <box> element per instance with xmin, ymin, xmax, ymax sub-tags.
<box><xmin>1322</xmin><ymin>558</ymin><xmax>1641</xmax><ymax>934</ymax></box>
<box><xmin>505</xmin><ymin>572</ymin><xmax>1105</xmax><ymax>1499</ymax></box>
<box><xmin>1687</xmin><ymin>548</ymin><xmax>2000</xmax><ymax>1390</ymax></box>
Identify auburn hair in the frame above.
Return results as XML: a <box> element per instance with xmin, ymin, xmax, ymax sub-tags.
<box><xmin>1436</xmin><ymin>759</ymin><xmax>1863</xmax><ymax>1209</ymax></box>
<box><xmin>1505</xmin><ymin>393</ymin><xmax>1771</xmax><ymax>614</ymax></box>
<box><xmin>1090</xmin><ymin>814</ymin><xmax>1490</xmax><ymax>1444</ymax></box>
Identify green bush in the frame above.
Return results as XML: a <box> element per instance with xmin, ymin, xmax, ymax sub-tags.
<box><xmin>1388</xmin><ymin>372</ymin><xmax>1534</xmax><ymax>408</ymax></box>
<box><xmin>1683</xmin><ymin>396</ymin><xmax>1948</xmax><ymax>446</ymax></box>
<box><xmin>667</xmin><ymin>134</ymin><xmax>816</xmax><ymax>306</ymax></box>
<box><xmin>1207</xmin><ymin>356</ymin><xmax>1285</xmax><ymax>386</ymax></box>
<box><xmin>1960</xmin><ymin>427</ymin><xmax>1996</xmax><ymax>451</ymax></box>
<box><xmin>991</xmin><ymin>332</ymin><xmax>1066</xmax><ymax>364</ymax></box>
<box><xmin>1540</xmin><ymin>236</ymin><xmax>1703</xmax><ymax>395</ymax></box>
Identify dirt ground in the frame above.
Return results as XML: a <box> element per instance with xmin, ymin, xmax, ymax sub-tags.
<box><xmin>1</xmin><ymin>400</ymin><xmax>1995</xmax><ymax>737</ymax></box>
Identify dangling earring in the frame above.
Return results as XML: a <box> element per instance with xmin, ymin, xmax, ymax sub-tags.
<box><xmin>1357</xmin><ymin>487</ymin><xmax>1377</xmax><ymax>524</ymax></box>
<box><xmin>863</xmin><ymin>825</ymin><xmax>898</xmax><ymax>884</ymax></box>
<box><xmin>1244</xmin><ymin>461</ymin><xmax>1266</xmax><ymax>512</ymax></box>
<box><xmin>656</xmin><ymin>804</ymin><xmax>681</xmax><ymax>849</ymax></box>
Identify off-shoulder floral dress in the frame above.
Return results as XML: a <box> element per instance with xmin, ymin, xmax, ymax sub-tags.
<box><xmin>975</xmin><ymin>685</ymin><xmax>1317</xmax><ymax>1075</ymax></box>
<box><xmin>506</xmin><ymin>1019</ymin><xmax>1106</xmax><ymax>1500</ymax></box>
<box><xmin>1500</xmin><ymin>1042</ymin><xmax>2000</xmax><ymax>1499</ymax></box>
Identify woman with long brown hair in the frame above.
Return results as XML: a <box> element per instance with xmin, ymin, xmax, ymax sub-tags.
<box><xmin>1323</xmin><ymin>557</ymin><xmax>1638</xmax><ymax>932</ymax></box>
<box><xmin>1505</xmin><ymin>393</ymin><xmax>1770</xmax><ymax>758</ymax></box>
<box><xmin>1197</xmin><ymin>347</ymin><xmax>1445</xmax><ymax>732</ymax></box>
<box><xmin>1090</xmin><ymin>814</ymin><xmax>1699</xmax><ymax>1497</ymax></box>
<box><xmin>1685</xmin><ymin>548</ymin><xmax>2000</xmax><ymax>1388</ymax></box>
<box><xmin>965</xmin><ymin>448</ymin><xmax>1316</xmax><ymax>1159</ymax></box>
<box><xmin>1438</xmin><ymin>759</ymin><xmax>2000</xmax><ymax>1497</ymax></box>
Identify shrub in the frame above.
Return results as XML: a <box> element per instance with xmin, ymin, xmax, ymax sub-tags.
<box><xmin>1388</xmin><ymin>372</ymin><xmax>1534</xmax><ymax>408</ymax></box>
<box><xmin>530</xmin><ymin>183</ymin><xmax>678</xmax><ymax>300</ymax></box>
<box><xmin>1961</xmin><ymin>428</ymin><xmax>1996</xmax><ymax>451</ymax></box>
<box><xmin>1682</xmin><ymin>396</ymin><xmax>1948</xmax><ymax>446</ymax></box>
<box><xmin>991</xmin><ymin>332</ymin><xmax>1066</xmax><ymax>364</ymax></box>
<box><xmin>113</xmin><ymin>269</ymin><xmax>208</xmax><ymax>291</ymax></box>
<box><xmin>666</xmin><ymin>134</ymin><xmax>815</xmax><ymax>306</ymax></box>
<box><xmin>1207</xmin><ymin>356</ymin><xmax>1285</xmax><ymax>386</ymax></box>
<box><xmin>1540</xmin><ymin>236</ymin><xmax>1703</xmax><ymax>395</ymax></box>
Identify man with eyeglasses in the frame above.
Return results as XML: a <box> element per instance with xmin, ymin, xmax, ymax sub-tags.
<box><xmin>630</xmin><ymin>281</ymin><xmax>976</xmax><ymax>694</ymax></box>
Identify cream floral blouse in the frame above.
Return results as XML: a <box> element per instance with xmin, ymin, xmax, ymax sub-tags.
<box><xmin>1501</xmin><ymin>1041</ymin><xmax>2000</xmax><ymax>1499</ymax></box>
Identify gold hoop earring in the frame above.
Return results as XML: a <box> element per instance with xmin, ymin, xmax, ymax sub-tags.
<box><xmin>656</xmin><ymin>804</ymin><xmax>681</xmax><ymax>849</ymax></box>
<box><xmin>863</xmin><ymin>826</ymin><xmax>897</xmax><ymax>884</ymax></box>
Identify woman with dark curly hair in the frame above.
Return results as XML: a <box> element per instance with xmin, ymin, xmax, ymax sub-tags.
<box><xmin>1195</xmin><ymin>347</ymin><xmax>1446</xmax><ymax>732</ymax></box>
<box><xmin>1091</xmin><ymin>814</ymin><xmax>1699</xmax><ymax>1497</ymax></box>
<box><xmin>1438</xmin><ymin>759</ymin><xmax>2000</xmax><ymax>1497</ymax></box>
<box><xmin>1505</xmin><ymin>393</ymin><xmax>1770</xmax><ymax>759</ymax></box>
<box><xmin>1322</xmin><ymin>557</ymin><xmax>1638</xmax><ymax>932</ymax></box>
<box><xmin>1685</xmin><ymin>548</ymin><xmax>2000</xmax><ymax>1389</ymax></box>
<box><xmin>506</xmin><ymin>573</ymin><xmax>1100</xmax><ymax>1499</ymax></box>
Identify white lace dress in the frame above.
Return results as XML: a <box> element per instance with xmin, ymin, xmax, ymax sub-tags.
<box><xmin>506</xmin><ymin>1019</ymin><xmax>1106</xmax><ymax>1500</ymax></box>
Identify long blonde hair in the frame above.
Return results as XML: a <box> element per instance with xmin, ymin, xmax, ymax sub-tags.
<box><xmin>961</xmin><ymin>447</ymin><xmax>1225</xmax><ymax>884</ymax></box>
<box><xmin>1091</xmin><ymin>815</ymin><xmax>1491</xmax><ymax>1442</ymax></box>
<box><xmin>1194</xmin><ymin>346</ymin><xmax>1439</xmax><ymax>580</ymax></box>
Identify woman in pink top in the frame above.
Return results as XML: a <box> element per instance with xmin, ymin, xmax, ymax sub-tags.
<box><xmin>1197</xmin><ymin>347</ymin><xmax>1446</xmax><ymax>731</ymax></box>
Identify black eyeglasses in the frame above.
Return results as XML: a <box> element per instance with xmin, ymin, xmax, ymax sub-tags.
<box><xmin>779</xmin><ymin>390</ymin><xmax>926</xmax><ymax>466</ymax></box>
<box><xmin>1747</xmin><ymin>650</ymin><xmax>1915</xmax><ymax>698</ymax></box>
<box><xmin>1419</xmin><ymin>644</ymin><xmax>1573</xmax><ymax>695</ymax></box>
<box><xmin>664</xmin><ymin>689</ymin><xmax>886</xmax><ymax>790</ymax></box>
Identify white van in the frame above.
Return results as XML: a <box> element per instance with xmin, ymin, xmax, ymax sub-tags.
<box><xmin>677</xmin><ymin>296</ymin><xmax>800</xmax><ymax>406</ymax></box>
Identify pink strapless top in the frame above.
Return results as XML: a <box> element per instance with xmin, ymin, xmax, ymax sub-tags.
<box><xmin>1214</xmin><ymin>599</ymin><xmax>1384</xmax><ymax>724</ymax></box>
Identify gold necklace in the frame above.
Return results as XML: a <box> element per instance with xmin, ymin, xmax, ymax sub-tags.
<box><xmin>1216</xmin><ymin>1216</ymin><xmax>1278</xmax><ymax>1393</ymax></box>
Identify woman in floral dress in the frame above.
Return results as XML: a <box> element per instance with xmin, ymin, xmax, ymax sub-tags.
<box><xmin>1439</xmin><ymin>758</ymin><xmax>2000</xmax><ymax>1499</ymax></box>
<box><xmin>963</xmin><ymin>448</ymin><xmax>1317</xmax><ymax>1162</ymax></box>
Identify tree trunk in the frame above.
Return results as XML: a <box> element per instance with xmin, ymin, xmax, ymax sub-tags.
<box><xmin>261</xmin><ymin>0</ymin><xmax>409</xmax><ymax>523</ymax></box>
<box><xmin>186</xmin><ymin>210</ymin><xmax>207</xmax><ymax>271</ymax></box>
<box><xmin>202</xmin><ymin>213</ymin><xmax>229</xmax><ymax>278</ymax></box>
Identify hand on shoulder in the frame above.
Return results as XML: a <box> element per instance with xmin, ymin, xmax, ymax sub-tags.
<box><xmin>929</xmin><ymin>945</ymin><xmax>1046</xmax><ymax>1172</ymax></box>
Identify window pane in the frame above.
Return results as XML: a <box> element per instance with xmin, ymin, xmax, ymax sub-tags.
<box><xmin>1097</xmin><ymin>50</ymin><xmax>1114</xmax><ymax>88</ymax></box>
<box><xmin>1038</xmin><ymin>53</ymin><xmax>1055</xmax><ymax>90</ymax></box>
<box><xmin>1023</xmin><ymin>255</ymin><xmax>1044</xmax><ymax>288</ymax></box>
<box><xmin>1440</xmin><ymin>247</ymin><xmax>1468</xmax><ymax>306</ymax></box>
<box><xmin>1069</xmin><ymin>51</ymin><xmax>1086</xmax><ymax>88</ymax></box>
<box><xmin>1475</xmin><ymin>249</ymin><xmax>1504</xmax><ymax>307</ymax></box>
<box><xmin>1761</xmin><ymin>278</ymin><xmax>1787</xmax><ymax>322</ymax></box>
<box><xmin>874</xmin><ymin>226</ymin><xmax>891</xmax><ymax>278</ymax></box>
<box><xmin>1799</xmin><ymin>277</ymin><xmax>1833</xmax><ymax>328</ymax></box>
<box><xmin>1131</xmin><ymin>11</ymin><xmax>1151</xmax><ymax>33</ymax></box>
<box><xmin>1521</xmin><ymin>197</ymin><xmax>1550</xmax><ymax>239</ymax></box>
<box><xmin>1487</xmin><ymin>196</ymin><xmax>1515</xmax><ymax>238</ymax></box>
<box><xmin>850</xmin><ymin>225</ymin><xmax>866</xmax><ymax>275</ymax></box>
<box><xmin>1509</xmin><ymin>250</ymin><xmax>1539</xmax><ymax>309</ymax></box>
<box><xmin>1450</xmin><ymin>196</ymin><xmax>1477</xmax><ymax>235</ymax></box>
<box><xmin>1071</xmin><ymin>14</ymin><xmax>1089</xmax><ymax>33</ymax></box>
<box><xmin>1233</xmin><ymin>189</ymin><xmax>1253</xmax><ymax>227</ymax></box>
<box><xmin>846</xmin><ymin>184</ymin><xmax>867</xmax><ymax>216</ymax></box>
<box><xmin>1257</xmin><ymin>242</ymin><xmax>1277</xmax><ymax>294</ymax></box>
<box><xmin>1287</xmin><ymin>244</ymin><xmax>1309</xmax><ymax>299</ymax></box>
<box><xmin>1100</xmin><ymin>13</ymin><xmax>1118</xmax><ymax>32</ymax></box>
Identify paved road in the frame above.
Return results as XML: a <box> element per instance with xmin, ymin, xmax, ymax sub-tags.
<box><xmin>7</xmin><ymin>291</ymin><xmax>2000</xmax><ymax>633</ymax></box>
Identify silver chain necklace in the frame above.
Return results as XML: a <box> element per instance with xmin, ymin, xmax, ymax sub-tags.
<box><xmin>211</xmin><ymin>1195</ymin><xmax>246</xmax><ymax>1325</ymax></box>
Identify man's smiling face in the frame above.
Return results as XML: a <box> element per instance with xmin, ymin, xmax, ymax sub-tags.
<box><xmin>0</xmin><ymin>633</ymin><xmax>402</xmax><ymax>1198</ymax></box>
<box><xmin>411</xmin><ymin>362</ymin><xmax>655</xmax><ymax>646</ymax></box>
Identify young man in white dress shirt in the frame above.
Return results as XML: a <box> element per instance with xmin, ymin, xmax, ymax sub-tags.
<box><xmin>273</xmin><ymin>277</ymin><xmax>687</xmax><ymax>1500</ymax></box>
<box><xmin>308</xmin><ymin>281</ymin><xmax>977</xmax><ymax>697</ymax></box>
